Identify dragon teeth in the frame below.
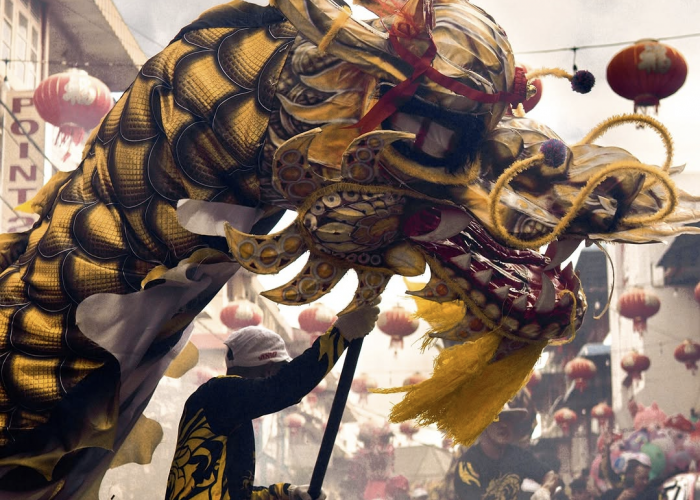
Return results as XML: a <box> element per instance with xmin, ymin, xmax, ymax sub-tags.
<box><xmin>450</xmin><ymin>253</ymin><xmax>472</xmax><ymax>270</ymax></box>
<box><xmin>494</xmin><ymin>285</ymin><xmax>510</xmax><ymax>301</ymax></box>
<box><xmin>535</xmin><ymin>275</ymin><xmax>556</xmax><ymax>313</ymax></box>
<box><xmin>544</xmin><ymin>238</ymin><xmax>582</xmax><ymax>271</ymax></box>
<box><xmin>561</xmin><ymin>262</ymin><xmax>575</xmax><ymax>280</ymax></box>
<box><xmin>474</xmin><ymin>269</ymin><xmax>493</xmax><ymax>286</ymax></box>
<box><xmin>512</xmin><ymin>294</ymin><xmax>528</xmax><ymax>311</ymax></box>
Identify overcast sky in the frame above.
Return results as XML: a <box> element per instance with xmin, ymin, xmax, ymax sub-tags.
<box><xmin>113</xmin><ymin>0</ymin><xmax>700</xmax><ymax>174</ymax></box>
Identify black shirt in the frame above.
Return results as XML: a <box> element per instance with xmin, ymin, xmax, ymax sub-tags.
<box><xmin>454</xmin><ymin>443</ymin><xmax>550</xmax><ymax>500</ymax></box>
<box><xmin>165</xmin><ymin>326</ymin><xmax>348</xmax><ymax>500</ymax></box>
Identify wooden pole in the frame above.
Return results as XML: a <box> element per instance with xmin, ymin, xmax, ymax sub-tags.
<box><xmin>308</xmin><ymin>338</ymin><xmax>363</xmax><ymax>499</ymax></box>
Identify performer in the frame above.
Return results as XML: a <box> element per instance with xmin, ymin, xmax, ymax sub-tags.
<box><xmin>454</xmin><ymin>398</ymin><xmax>560</xmax><ymax>500</ymax></box>
<box><xmin>166</xmin><ymin>301</ymin><xmax>380</xmax><ymax>500</ymax></box>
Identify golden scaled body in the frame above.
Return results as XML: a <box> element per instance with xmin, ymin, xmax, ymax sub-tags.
<box><xmin>0</xmin><ymin>20</ymin><xmax>295</xmax><ymax>457</ymax></box>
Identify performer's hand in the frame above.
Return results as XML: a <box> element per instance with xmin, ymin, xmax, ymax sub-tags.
<box><xmin>334</xmin><ymin>298</ymin><xmax>381</xmax><ymax>342</ymax></box>
<box><xmin>541</xmin><ymin>471</ymin><xmax>560</xmax><ymax>494</ymax></box>
<box><xmin>289</xmin><ymin>484</ymin><xmax>327</xmax><ymax>500</ymax></box>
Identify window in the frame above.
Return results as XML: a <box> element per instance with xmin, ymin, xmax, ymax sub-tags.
<box><xmin>29</xmin><ymin>0</ymin><xmax>39</xmax><ymax>20</ymax></box>
<box><xmin>2</xmin><ymin>19</ymin><xmax>11</xmax><ymax>62</ymax></box>
<box><xmin>4</xmin><ymin>0</ymin><xmax>13</xmax><ymax>20</ymax></box>
<box><xmin>13</xmin><ymin>12</ymin><xmax>26</xmax><ymax>81</ymax></box>
<box><xmin>24</xmin><ymin>23</ymin><xmax>36</xmax><ymax>86</ymax></box>
<box><xmin>1</xmin><ymin>0</ymin><xmax>12</xmax><ymax>82</ymax></box>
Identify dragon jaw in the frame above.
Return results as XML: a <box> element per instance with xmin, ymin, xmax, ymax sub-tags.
<box><xmin>225</xmin><ymin>126</ymin><xmax>587</xmax><ymax>351</ymax></box>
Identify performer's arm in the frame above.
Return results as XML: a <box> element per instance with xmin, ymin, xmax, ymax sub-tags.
<box><xmin>205</xmin><ymin>302</ymin><xmax>379</xmax><ymax>430</ymax></box>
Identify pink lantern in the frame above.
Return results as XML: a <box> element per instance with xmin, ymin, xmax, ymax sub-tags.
<box><xmin>403</xmin><ymin>372</ymin><xmax>426</xmax><ymax>386</ymax></box>
<box><xmin>674</xmin><ymin>340</ymin><xmax>700</xmax><ymax>374</ymax></box>
<box><xmin>554</xmin><ymin>408</ymin><xmax>578</xmax><ymax>435</ymax></box>
<box><xmin>220</xmin><ymin>300</ymin><xmax>263</xmax><ymax>330</ymax></box>
<box><xmin>351</xmin><ymin>373</ymin><xmax>378</xmax><ymax>404</ymax></box>
<box><xmin>399</xmin><ymin>420</ymin><xmax>420</xmax><ymax>441</ymax></box>
<box><xmin>298</xmin><ymin>303</ymin><xmax>337</xmax><ymax>334</ymax></box>
<box><xmin>621</xmin><ymin>351</ymin><xmax>651</xmax><ymax>388</ymax></box>
<box><xmin>565</xmin><ymin>357</ymin><xmax>597</xmax><ymax>391</ymax></box>
<box><xmin>33</xmin><ymin>68</ymin><xmax>113</xmax><ymax>145</ymax></box>
<box><xmin>618</xmin><ymin>288</ymin><xmax>660</xmax><ymax>335</ymax></box>
<box><xmin>591</xmin><ymin>402</ymin><xmax>614</xmax><ymax>429</ymax></box>
<box><xmin>377</xmin><ymin>305</ymin><xmax>419</xmax><ymax>351</ymax></box>
<box><xmin>284</xmin><ymin>413</ymin><xmax>305</xmax><ymax>436</ymax></box>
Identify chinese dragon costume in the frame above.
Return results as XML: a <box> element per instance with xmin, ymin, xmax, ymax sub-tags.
<box><xmin>0</xmin><ymin>0</ymin><xmax>699</xmax><ymax>497</ymax></box>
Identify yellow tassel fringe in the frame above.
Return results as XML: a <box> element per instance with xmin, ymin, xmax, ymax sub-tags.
<box><xmin>373</xmin><ymin>332</ymin><xmax>546</xmax><ymax>446</ymax></box>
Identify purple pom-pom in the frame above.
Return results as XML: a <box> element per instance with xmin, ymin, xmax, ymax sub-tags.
<box><xmin>541</xmin><ymin>139</ymin><xmax>567</xmax><ymax>167</ymax></box>
<box><xmin>571</xmin><ymin>70</ymin><xmax>595</xmax><ymax>94</ymax></box>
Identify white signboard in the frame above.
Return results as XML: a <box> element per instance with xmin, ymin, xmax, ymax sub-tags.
<box><xmin>1</xmin><ymin>90</ymin><xmax>45</xmax><ymax>233</ymax></box>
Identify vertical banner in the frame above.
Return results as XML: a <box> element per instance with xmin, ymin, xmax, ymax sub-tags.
<box><xmin>1</xmin><ymin>90</ymin><xmax>45</xmax><ymax>233</ymax></box>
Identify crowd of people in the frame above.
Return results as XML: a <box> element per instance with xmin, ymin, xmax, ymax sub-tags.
<box><xmin>425</xmin><ymin>395</ymin><xmax>700</xmax><ymax>500</ymax></box>
<box><xmin>159</xmin><ymin>304</ymin><xmax>699</xmax><ymax>500</ymax></box>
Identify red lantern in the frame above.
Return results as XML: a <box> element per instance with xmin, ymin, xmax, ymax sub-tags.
<box><xmin>33</xmin><ymin>68</ymin><xmax>113</xmax><ymax>146</ymax></box>
<box><xmin>527</xmin><ymin>370</ymin><xmax>543</xmax><ymax>391</ymax></box>
<box><xmin>591</xmin><ymin>402</ymin><xmax>614</xmax><ymax>428</ymax></box>
<box><xmin>377</xmin><ymin>305</ymin><xmax>419</xmax><ymax>351</ymax></box>
<box><xmin>607</xmin><ymin>40</ymin><xmax>688</xmax><ymax>114</ymax></box>
<box><xmin>220</xmin><ymin>300</ymin><xmax>263</xmax><ymax>330</ymax></box>
<box><xmin>554</xmin><ymin>408</ymin><xmax>578</xmax><ymax>435</ymax></box>
<box><xmin>298</xmin><ymin>303</ymin><xmax>337</xmax><ymax>334</ymax></box>
<box><xmin>621</xmin><ymin>351</ymin><xmax>651</xmax><ymax>388</ymax></box>
<box><xmin>284</xmin><ymin>413</ymin><xmax>305</xmax><ymax>436</ymax></box>
<box><xmin>674</xmin><ymin>340</ymin><xmax>700</xmax><ymax>374</ymax></box>
<box><xmin>618</xmin><ymin>288</ymin><xmax>660</xmax><ymax>334</ymax></box>
<box><xmin>403</xmin><ymin>372</ymin><xmax>426</xmax><ymax>387</ymax></box>
<box><xmin>565</xmin><ymin>357</ymin><xmax>597</xmax><ymax>391</ymax></box>
<box><xmin>351</xmin><ymin>373</ymin><xmax>378</xmax><ymax>404</ymax></box>
<box><xmin>694</xmin><ymin>282</ymin><xmax>700</xmax><ymax>305</ymax></box>
<box><xmin>399</xmin><ymin>420</ymin><xmax>420</xmax><ymax>441</ymax></box>
<box><xmin>521</xmin><ymin>63</ymin><xmax>543</xmax><ymax>113</ymax></box>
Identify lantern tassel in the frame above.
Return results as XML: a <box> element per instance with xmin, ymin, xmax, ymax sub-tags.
<box><xmin>56</xmin><ymin>124</ymin><xmax>86</xmax><ymax>147</ymax></box>
<box><xmin>372</xmin><ymin>331</ymin><xmax>546</xmax><ymax>447</ymax></box>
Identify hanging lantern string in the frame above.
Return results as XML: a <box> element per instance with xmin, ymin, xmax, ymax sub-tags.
<box><xmin>516</xmin><ymin>31</ymin><xmax>700</xmax><ymax>56</ymax></box>
<box><xmin>1</xmin><ymin>57</ymin><xmax>143</xmax><ymax>69</ymax></box>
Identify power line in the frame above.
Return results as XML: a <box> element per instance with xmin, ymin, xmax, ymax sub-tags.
<box><xmin>3</xmin><ymin>58</ymin><xmax>142</xmax><ymax>69</ymax></box>
<box><xmin>0</xmin><ymin>97</ymin><xmax>60</xmax><ymax>175</ymax></box>
<box><xmin>517</xmin><ymin>31</ymin><xmax>700</xmax><ymax>55</ymax></box>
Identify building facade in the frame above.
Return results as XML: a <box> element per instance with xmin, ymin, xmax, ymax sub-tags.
<box><xmin>0</xmin><ymin>0</ymin><xmax>145</xmax><ymax>232</ymax></box>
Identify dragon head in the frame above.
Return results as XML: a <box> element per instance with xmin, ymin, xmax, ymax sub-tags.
<box><xmin>224</xmin><ymin>0</ymin><xmax>700</xmax><ymax>443</ymax></box>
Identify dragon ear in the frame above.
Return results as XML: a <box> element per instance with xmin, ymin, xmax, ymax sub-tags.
<box><xmin>351</xmin><ymin>0</ymin><xmax>434</xmax><ymax>34</ymax></box>
<box><xmin>400</xmin><ymin>0</ymin><xmax>435</xmax><ymax>33</ymax></box>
